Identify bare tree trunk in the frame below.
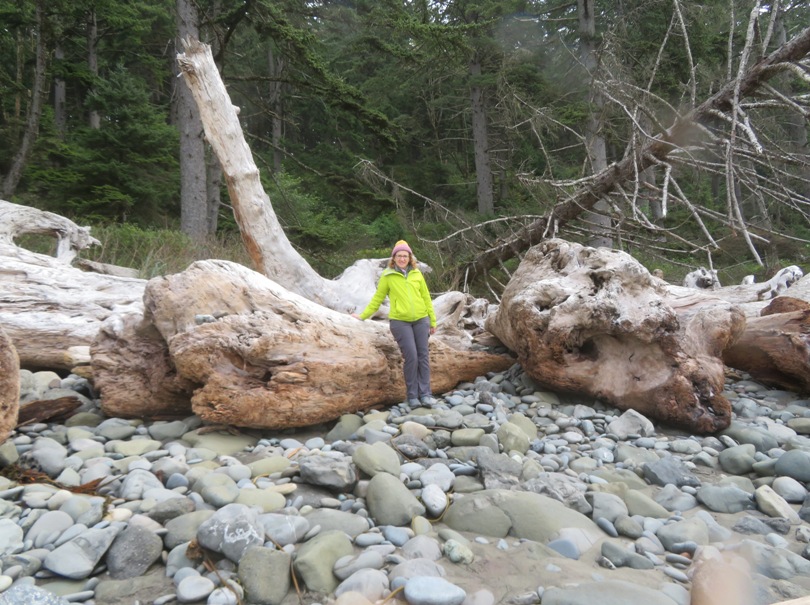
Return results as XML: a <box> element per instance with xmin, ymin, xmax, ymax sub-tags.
<box><xmin>54</xmin><ymin>44</ymin><xmax>67</xmax><ymax>138</ymax></box>
<box><xmin>205</xmin><ymin>154</ymin><xmax>222</xmax><ymax>235</ymax></box>
<box><xmin>469</xmin><ymin>54</ymin><xmax>495</xmax><ymax>215</ymax></box>
<box><xmin>14</xmin><ymin>29</ymin><xmax>24</xmax><ymax>124</ymax></box>
<box><xmin>2</xmin><ymin>0</ymin><xmax>47</xmax><ymax>199</ymax></box>
<box><xmin>774</xmin><ymin>10</ymin><xmax>810</xmax><ymax>200</ymax></box>
<box><xmin>578</xmin><ymin>0</ymin><xmax>612</xmax><ymax>248</ymax></box>
<box><xmin>462</xmin><ymin>26</ymin><xmax>810</xmax><ymax>282</ymax></box>
<box><xmin>87</xmin><ymin>9</ymin><xmax>100</xmax><ymax>130</ymax></box>
<box><xmin>176</xmin><ymin>0</ymin><xmax>208</xmax><ymax>240</ymax></box>
<box><xmin>268</xmin><ymin>46</ymin><xmax>285</xmax><ymax>174</ymax></box>
<box><xmin>636</xmin><ymin>114</ymin><xmax>663</xmax><ymax>222</ymax></box>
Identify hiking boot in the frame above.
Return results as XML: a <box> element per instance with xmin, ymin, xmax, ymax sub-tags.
<box><xmin>420</xmin><ymin>396</ymin><xmax>437</xmax><ymax>405</ymax></box>
<box><xmin>407</xmin><ymin>398</ymin><xmax>420</xmax><ymax>407</ymax></box>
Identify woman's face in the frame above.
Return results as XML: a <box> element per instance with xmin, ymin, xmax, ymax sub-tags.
<box><xmin>394</xmin><ymin>251</ymin><xmax>410</xmax><ymax>269</ymax></box>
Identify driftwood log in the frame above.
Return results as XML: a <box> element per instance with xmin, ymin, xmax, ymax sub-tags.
<box><xmin>0</xmin><ymin>200</ymin><xmax>145</xmax><ymax>371</ymax></box>
<box><xmin>91</xmin><ymin>311</ymin><xmax>198</xmax><ymax>419</ymax></box>
<box><xmin>721</xmin><ymin>295</ymin><xmax>810</xmax><ymax>393</ymax></box>
<box><xmin>0</xmin><ymin>199</ymin><xmax>98</xmax><ymax>262</ymax></box>
<box><xmin>93</xmin><ymin>260</ymin><xmax>513</xmax><ymax>428</ymax></box>
<box><xmin>17</xmin><ymin>396</ymin><xmax>82</xmax><ymax>427</ymax></box>
<box><xmin>0</xmin><ymin>326</ymin><xmax>20</xmax><ymax>443</ymax></box>
<box><xmin>692</xmin><ymin>266</ymin><xmax>805</xmax><ymax>317</ymax></box>
<box><xmin>487</xmin><ymin>240</ymin><xmax>745</xmax><ymax>433</ymax></box>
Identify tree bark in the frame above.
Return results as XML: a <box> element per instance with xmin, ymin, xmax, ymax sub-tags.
<box><xmin>54</xmin><ymin>44</ymin><xmax>67</xmax><ymax>138</ymax></box>
<box><xmin>268</xmin><ymin>46</ymin><xmax>285</xmax><ymax>174</ymax></box>
<box><xmin>469</xmin><ymin>54</ymin><xmax>495</xmax><ymax>215</ymax></box>
<box><xmin>2</xmin><ymin>0</ymin><xmax>48</xmax><ymax>199</ymax></box>
<box><xmin>176</xmin><ymin>0</ymin><xmax>209</xmax><ymax>240</ymax></box>
<box><xmin>462</xmin><ymin>25</ymin><xmax>810</xmax><ymax>282</ymax></box>
<box><xmin>87</xmin><ymin>9</ymin><xmax>100</xmax><ymax>130</ymax></box>
<box><xmin>578</xmin><ymin>0</ymin><xmax>612</xmax><ymax>249</ymax></box>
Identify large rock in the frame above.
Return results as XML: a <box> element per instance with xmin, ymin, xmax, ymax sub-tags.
<box><xmin>292</xmin><ymin>530</ymin><xmax>353</xmax><ymax>593</ymax></box>
<box><xmin>239</xmin><ymin>546</ymin><xmax>291</xmax><ymax>605</ymax></box>
<box><xmin>443</xmin><ymin>489</ymin><xmax>600</xmax><ymax>546</ymax></box>
<box><xmin>0</xmin><ymin>326</ymin><xmax>19</xmax><ymax>444</ymax></box>
<box><xmin>365</xmin><ymin>473</ymin><xmax>426</xmax><ymax>526</ymax></box>
<box><xmin>486</xmin><ymin>240</ymin><xmax>742</xmax><ymax>433</ymax></box>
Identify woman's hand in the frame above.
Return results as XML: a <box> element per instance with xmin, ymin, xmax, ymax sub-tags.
<box><xmin>350</xmin><ymin>313</ymin><xmax>361</xmax><ymax>320</ymax></box>
<box><xmin>429</xmin><ymin>327</ymin><xmax>436</xmax><ymax>335</ymax></box>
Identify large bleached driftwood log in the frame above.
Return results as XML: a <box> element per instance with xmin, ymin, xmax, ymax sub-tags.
<box><xmin>93</xmin><ymin>260</ymin><xmax>513</xmax><ymax>428</ymax></box>
<box><xmin>0</xmin><ymin>326</ymin><xmax>20</xmax><ymax>443</ymax></box>
<box><xmin>487</xmin><ymin>240</ymin><xmax>744</xmax><ymax>433</ymax></box>
<box><xmin>0</xmin><ymin>200</ymin><xmax>146</xmax><ymax>370</ymax></box>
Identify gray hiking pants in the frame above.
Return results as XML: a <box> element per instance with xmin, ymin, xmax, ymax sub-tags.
<box><xmin>389</xmin><ymin>317</ymin><xmax>431</xmax><ymax>400</ymax></box>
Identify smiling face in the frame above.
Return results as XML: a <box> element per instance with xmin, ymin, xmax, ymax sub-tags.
<box><xmin>394</xmin><ymin>251</ymin><xmax>411</xmax><ymax>269</ymax></box>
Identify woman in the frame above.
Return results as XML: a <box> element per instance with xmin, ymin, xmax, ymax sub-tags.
<box><xmin>352</xmin><ymin>240</ymin><xmax>437</xmax><ymax>406</ymax></box>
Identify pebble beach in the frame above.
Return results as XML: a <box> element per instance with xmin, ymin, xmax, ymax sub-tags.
<box><xmin>2</xmin><ymin>364</ymin><xmax>810</xmax><ymax>605</ymax></box>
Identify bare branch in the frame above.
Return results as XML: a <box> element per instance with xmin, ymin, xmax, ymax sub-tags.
<box><xmin>458</xmin><ymin>24</ymin><xmax>810</xmax><ymax>281</ymax></box>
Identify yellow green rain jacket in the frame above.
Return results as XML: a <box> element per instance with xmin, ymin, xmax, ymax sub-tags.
<box><xmin>359</xmin><ymin>267</ymin><xmax>436</xmax><ymax>327</ymax></box>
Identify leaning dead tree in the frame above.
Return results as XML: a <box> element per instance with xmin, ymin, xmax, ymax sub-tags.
<box><xmin>460</xmin><ymin>24</ymin><xmax>810</xmax><ymax>283</ymax></box>
<box><xmin>177</xmin><ymin>39</ymin><xmax>384</xmax><ymax>314</ymax></box>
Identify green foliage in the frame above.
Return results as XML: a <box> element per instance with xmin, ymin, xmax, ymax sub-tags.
<box><xmin>27</xmin><ymin>66</ymin><xmax>179</xmax><ymax>223</ymax></box>
<box><xmin>80</xmin><ymin>224</ymin><xmax>251</xmax><ymax>279</ymax></box>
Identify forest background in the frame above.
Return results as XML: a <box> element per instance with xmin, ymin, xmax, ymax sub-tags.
<box><xmin>1</xmin><ymin>0</ymin><xmax>809</xmax><ymax>298</ymax></box>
